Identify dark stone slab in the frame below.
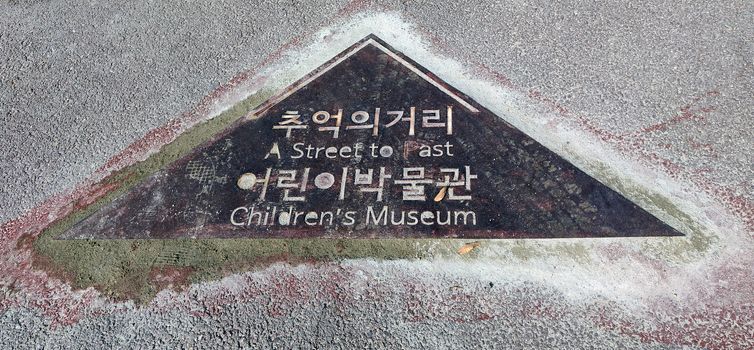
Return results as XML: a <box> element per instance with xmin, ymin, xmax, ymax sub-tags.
<box><xmin>60</xmin><ymin>35</ymin><xmax>682</xmax><ymax>239</ymax></box>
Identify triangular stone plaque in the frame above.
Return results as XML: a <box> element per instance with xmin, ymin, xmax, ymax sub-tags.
<box><xmin>60</xmin><ymin>35</ymin><xmax>681</xmax><ymax>239</ymax></box>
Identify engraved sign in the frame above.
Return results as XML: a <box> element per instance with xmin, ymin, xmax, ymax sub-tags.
<box><xmin>60</xmin><ymin>36</ymin><xmax>681</xmax><ymax>239</ymax></box>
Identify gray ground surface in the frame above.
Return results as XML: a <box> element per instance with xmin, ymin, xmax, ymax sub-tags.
<box><xmin>0</xmin><ymin>303</ymin><xmax>681</xmax><ymax>349</ymax></box>
<box><xmin>0</xmin><ymin>0</ymin><xmax>751</xmax><ymax>348</ymax></box>
<box><xmin>0</xmin><ymin>263</ymin><xmax>690</xmax><ymax>349</ymax></box>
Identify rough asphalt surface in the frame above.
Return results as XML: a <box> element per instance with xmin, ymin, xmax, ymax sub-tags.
<box><xmin>0</xmin><ymin>0</ymin><xmax>752</xmax><ymax>348</ymax></box>
<box><xmin>0</xmin><ymin>263</ymin><xmax>686</xmax><ymax>349</ymax></box>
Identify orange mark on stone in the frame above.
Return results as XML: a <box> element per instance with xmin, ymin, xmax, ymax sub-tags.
<box><xmin>434</xmin><ymin>186</ymin><xmax>448</xmax><ymax>202</ymax></box>
<box><xmin>457</xmin><ymin>242</ymin><xmax>481</xmax><ymax>255</ymax></box>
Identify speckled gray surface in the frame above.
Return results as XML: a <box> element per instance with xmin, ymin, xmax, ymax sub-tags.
<box><xmin>0</xmin><ymin>0</ymin><xmax>353</xmax><ymax>223</ymax></box>
<box><xmin>0</xmin><ymin>262</ymin><xmax>693</xmax><ymax>349</ymax></box>
<box><xmin>1</xmin><ymin>0</ymin><xmax>752</xmax><ymax>348</ymax></box>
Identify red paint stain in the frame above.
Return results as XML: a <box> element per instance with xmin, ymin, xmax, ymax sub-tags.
<box><xmin>640</xmin><ymin>105</ymin><xmax>711</xmax><ymax>133</ymax></box>
<box><xmin>337</xmin><ymin>0</ymin><xmax>376</xmax><ymax>17</ymax></box>
<box><xmin>535</xmin><ymin>200</ymin><xmax>554</xmax><ymax>211</ymax></box>
<box><xmin>149</xmin><ymin>266</ymin><xmax>195</xmax><ymax>292</ymax></box>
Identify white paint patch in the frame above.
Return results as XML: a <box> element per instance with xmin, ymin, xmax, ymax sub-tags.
<box><xmin>236</xmin><ymin>173</ymin><xmax>256</xmax><ymax>190</ymax></box>
<box><xmin>248</xmin><ymin>38</ymin><xmax>479</xmax><ymax>117</ymax></box>
<box><xmin>313</xmin><ymin>172</ymin><xmax>335</xmax><ymax>189</ymax></box>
